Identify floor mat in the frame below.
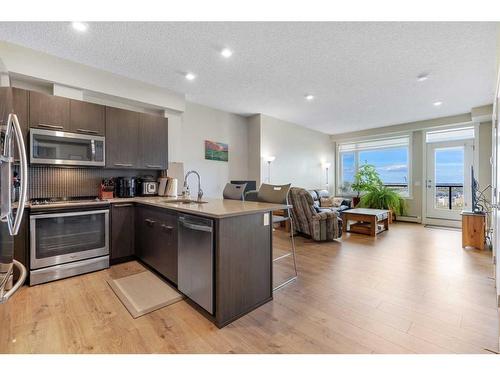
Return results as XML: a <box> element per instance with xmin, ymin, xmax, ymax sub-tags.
<box><xmin>107</xmin><ymin>271</ymin><xmax>183</xmax><ymax>318</ymax></box>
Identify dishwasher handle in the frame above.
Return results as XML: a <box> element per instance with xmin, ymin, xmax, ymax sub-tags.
<box><xmin>178</xmin><ymin>216</ymin><xmax>213</xmax><ymax>233</ymax></box>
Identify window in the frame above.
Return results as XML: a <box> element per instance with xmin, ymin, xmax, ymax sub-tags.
<box><xmin>337</xmin><ymin>135</ymin><xmax>411</xmax><ymax>196</ymax></box>
<box><xmin>426</xmin><ymin>126</ymin><xmax>474</xmax><ymax>143</ymax></box>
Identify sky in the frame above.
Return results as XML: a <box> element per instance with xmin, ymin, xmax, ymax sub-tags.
<box><xmin>342</xmin><ymin>147</ymin><xmax>464</xmax><ymax>185</ymax></box>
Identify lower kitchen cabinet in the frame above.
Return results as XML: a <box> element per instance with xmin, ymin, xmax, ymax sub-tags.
<box><xmin>110</xmin><ymin>203</ymin><xmax>135</xmax><ymax>262</ymax></box>
<box><xmin>135</xmin><ymin>205</ymin><xmax>178</xmax><ymax>284</ymax></box>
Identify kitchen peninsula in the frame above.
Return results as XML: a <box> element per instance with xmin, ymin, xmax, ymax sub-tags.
<box><xmin>29</xmin><ymin>196</ymin><xmax>287</xmax><ymax>328</ymax></box>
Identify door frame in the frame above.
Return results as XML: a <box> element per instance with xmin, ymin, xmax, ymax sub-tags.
<box><xmin>421</xmin><ymin>123</ymin><xmax>479</xmax><ymax>228</ymax></box>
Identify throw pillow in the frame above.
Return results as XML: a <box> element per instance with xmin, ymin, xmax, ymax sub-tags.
<box><xmin>320</xmin><ymin>197</ymin><xmax>335</xmax><ymax>207</ymax></box>
<box><xmin>332</xmin><ymin>197</ymin><xmax>344</xmax><ymax>207</ymax></box>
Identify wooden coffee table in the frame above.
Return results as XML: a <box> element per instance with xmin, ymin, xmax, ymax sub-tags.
<box><xmin>342</xmin><ymin>208</ymin><xmax>390</xmax><ymax>237</ymax></box>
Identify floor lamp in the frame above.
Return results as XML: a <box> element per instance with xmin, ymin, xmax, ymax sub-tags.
<box><xmin>322</xmin><ymin>162</ymin><xmax>331</xmax><ymax>190</ymax></box>
<box><xmin>265</xmin><ymin>156</ymin><xmax>276</xmax><ymax>183</ymax></box>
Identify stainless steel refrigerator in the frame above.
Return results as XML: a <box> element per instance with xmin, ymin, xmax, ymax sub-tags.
<box><xmin>0</xmin><ymin>86</ymin><xmax>28</xmax><ymax>303</ymax></box>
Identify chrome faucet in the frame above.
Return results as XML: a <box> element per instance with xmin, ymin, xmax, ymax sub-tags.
<box><xmin>182</xmin><ymin>170</ymin><xmax>203</xmax><ymax>202</ymax></box>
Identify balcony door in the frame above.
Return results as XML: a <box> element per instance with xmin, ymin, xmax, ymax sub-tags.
<box><xmin>425</xmin><ymin>140</ymin><xmax>473</xmax><ymax>221</ymax></box>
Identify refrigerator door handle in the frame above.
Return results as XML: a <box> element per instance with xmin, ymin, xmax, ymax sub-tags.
<box><xmin>9</xmin><ymin>114</ymin><xmax>28</xmax><ymax>236</ymax></box>
<box><xmin>0</xmin><ymin>260</ymin><xmax>27</xmax><ymax>303</ymax></box>
<box><xmin>0</xmin><ymin>114</ymin><xmax>13</xmax><ymax>223</ymax></box>
<box><xmin>2</xmin><ymin>113</ymin><xmax>14</xmax><ymax>159</ymax></box>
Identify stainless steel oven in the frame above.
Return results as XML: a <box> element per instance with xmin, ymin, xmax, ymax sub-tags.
<box><xmin>29</xmin><ymin>208</ymin><xmax>109</xmax><ymax>285</ymax></box>
<box><xmin>30</xmin><ymin>128</ymin><xmax>105</xmax><ymax>166</ymax></box>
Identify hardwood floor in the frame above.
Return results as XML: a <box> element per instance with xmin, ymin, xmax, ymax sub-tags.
<box><xmin>1</xmin><ymin>222</ymin><xmax>498</xmax><ymax>353</ymax></box>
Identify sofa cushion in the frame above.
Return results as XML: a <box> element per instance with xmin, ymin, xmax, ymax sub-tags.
<box><xmin>332</xmin><ymin>197</ymin><xmax>345</xmax><ymax>207</ymax></box>
<box><xmin>320</xmin><ymin>197</ymin><xmax>335</xmax><ymax>207</ymax></box>
<box><xmin>308</xmin><ymin>190</ymin><xmax>319</xmax><ymax>201</ymax></box>
<box><xmin>315</xmin><ymin>189</ymin><xmax>330</xmax><ymax>199</ymax></box>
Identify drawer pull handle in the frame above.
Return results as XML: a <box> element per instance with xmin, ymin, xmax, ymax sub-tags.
<box><xmin>146</xmin><ymin>164</ymin><xmax>163</xmax><ymax>169</ymax></box>
<box><xmin>38</xmin><ymin>123</ymin><xmax>64</xmax><ymax>130</ymax></box>
<box><xmin>114</xmin><ymin>163</ymin><xmax>133</xmax><ymax>167</ymax></box>
<box><xmin>114</xmin><ymin>203</ymin><xmax>133</xmax><ymax>207</ymax></box>
<box><xmin>76</xmin><ymin>128</ymin><xmax>99</xmax><ymax>134</ymax></box>
<box><xmin>161</xmin><ymin>224</ymin><xmax>174</xmax><ymax>231</ymax></box>
<box><xmin>145</xmin><ymin>218</ymin><xmax>156</xmax><ymax>226</ymax></box>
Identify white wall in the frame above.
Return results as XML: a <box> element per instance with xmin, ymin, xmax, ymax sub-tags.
<box><xmin>257</xmin><ymin>114</ymin><xmax>334</xmax><ymax>191</ymax></box>
<box><xmin>168</xmin><ymin>102</ymin><xmax>249</xmax><ymax>198</ymax></box>
<box><xmin>247</xmin><ymin>114</ymin><xmax>262</xmax><ymax>186</ymax></box>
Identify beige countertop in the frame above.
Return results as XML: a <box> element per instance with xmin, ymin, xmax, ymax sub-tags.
<box><xmin>28</xmin><ymin>196</ymin><xmax>289</xmax><ymax>219</ymax></box>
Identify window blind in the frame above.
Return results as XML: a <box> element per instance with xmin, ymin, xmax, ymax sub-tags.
<box><xmin>425</xmin><ymin>127</ymin><xmax>475</xmax><ymax>143</ymax></box>
<box><xmin>338</xmin><ymin>136</ymin><xmax>410</xmax><ymax>152</ymax></box>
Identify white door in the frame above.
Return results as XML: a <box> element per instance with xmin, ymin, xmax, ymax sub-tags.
<box><xmin>426</xmin><ymin>140</ymin><xmax>473</xmax><ymax>221</ymax></box>
<box><xmin>492</xmin><ymin>85</ymin><xmax>500</xmax><ymax>307</ymax></box>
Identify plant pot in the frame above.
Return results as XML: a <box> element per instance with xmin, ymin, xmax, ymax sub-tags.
<box><xmin>352</xmin><ymin>196</ymin><xmax>361</xmax><ymax>207</ymax></box>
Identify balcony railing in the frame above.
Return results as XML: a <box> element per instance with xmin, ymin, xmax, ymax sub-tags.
<box><xmin>434</xmin><ymin>183</ymin><xmax>464</xmax><ymax>210</ymax></box>
<box><xmin>384</xmin><ymin>183</ymin><xmax>408</xmax><ymax>195</ymax></box>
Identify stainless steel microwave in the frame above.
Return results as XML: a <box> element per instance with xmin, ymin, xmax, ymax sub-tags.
<box><xmin>30</xmin><ymin>128</ymin><xmax>105</xmax><ymax>166</ymax></box>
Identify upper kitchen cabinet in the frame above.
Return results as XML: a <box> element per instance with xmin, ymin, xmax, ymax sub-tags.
<box><xmin>70</xmin><ymin>99</ymin><xmax>105</xmax><ymax>136</ymax></box>
<box><xmin>12</xmin><ymin>88</ymin><xmax>29</xmax><ymax>161</ymax></box>
<box><xmin>29</xmin><ymin>91</ymin><xmax>70</xmax><ymax>131</ymax></box>
<box><xmin>105</xmin><ymin>107</ymin><xmax>140</xmax><ymax>169</ymax></box>
<box><xmin>139</xmin><ymin>113</ymin><xmax>168</xmax><ymax>170</ymax></box>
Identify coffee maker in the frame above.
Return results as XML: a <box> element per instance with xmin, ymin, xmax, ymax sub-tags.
<box><xmin>115</xmin><ymin>177</ymin><xmax>137</xmax><ymax>198</ymax></box>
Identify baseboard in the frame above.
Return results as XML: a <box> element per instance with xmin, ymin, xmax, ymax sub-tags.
<box><xmin>396</xmin><ymin>216</ymin><xmax>421</xmax><ymax>223</ymax></box>
<box><xmin>423</xmin><ymin>217</ymin><xmax>462</xmax><ymax>228</ymax></box>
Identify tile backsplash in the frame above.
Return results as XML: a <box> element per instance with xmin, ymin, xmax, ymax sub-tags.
<box><xmin>26</xmin><ymin>166</ymin><xmax>159</xmax><ymax>199</ymax></box>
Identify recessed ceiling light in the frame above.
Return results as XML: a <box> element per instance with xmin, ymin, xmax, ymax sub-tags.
<box><xmin>221</xmin><ymin>48</ymin><xmax>233</xmax><ymax>58</ymax></box>
<box><xmin>305</xmin><ymin>94</ymin><xmax>315</xmax><ymax>101</ymax></box>
<box><xmin>417</xmin><ymin>73</ymin><xmax>429</xmax><ymax>82</ymax></box>
<box><xmin>433</xmin><ymin>101</ymin><xmax>443</xmax><ymax>107</ymax></box>
<box><xmin>185</xmin><ymin>72</ymin><xmax>196</xmax><ymax>81</ymax></box>
<box><xmin>71</xmin><ymin>22</ymin><xmax>88</xmax><ymax>32</ymax></box>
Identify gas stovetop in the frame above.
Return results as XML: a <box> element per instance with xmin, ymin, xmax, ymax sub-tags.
<box><xmin>30</xmin><ymin>196</ymin><xmax>103</xmax><ymax>206</ymax></box>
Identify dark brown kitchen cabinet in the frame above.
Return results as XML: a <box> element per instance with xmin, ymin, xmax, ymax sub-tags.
<box><xmin>70</xmin><ymin>99</ymin><xmax>105</xmax><ymax>136</ymax></box>
<box><xmin>136</xmin><ymin>205</ymin><xmax>178</xmax><ymax>284</ymax></box>
<box><xmin>110</xmin><ymin>203</ymin><xmax>135</xmax><ymax>262</ymax></box>
<box><xmin>105</xmin><ymin>107</ymin><xmax>140</xmax><ymax>169</ymax></box>
<box><xmin>29</xmin><ymin>91</ymin><xmax>70</xmax><ymax>131</ymax></box>
<box><xmin>139</xmin><ymin>113</ymin><xmax>168</xmax><ymax>170</ymax></box>
<box><xmin>13</xmin><ymin>88</ymin><xmax>29</xmax><ymax>161</ymax></box>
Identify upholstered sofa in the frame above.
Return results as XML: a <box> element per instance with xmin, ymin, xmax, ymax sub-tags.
<box><xmin>289</xmin><ymin>187</ymin><xmax>342</xmax><ymax>241</ymax></box>
<box><xmin>307</xmin><ymin>189</ymin><xmax>352</xmax><ymax>214</ymax></box>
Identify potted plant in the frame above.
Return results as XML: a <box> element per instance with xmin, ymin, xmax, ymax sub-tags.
<box><xmin>350</xmin><ymin>164</ymin><xmax>383</xmax><ymax>206</ymax></box>
<box><xmin>357</xmin><ymin>185</ymin><xmax>408</xmax><ymax>221</ymax></box>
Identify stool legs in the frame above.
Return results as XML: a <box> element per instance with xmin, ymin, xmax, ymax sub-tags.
<box><xmin>273</xmin><ymin>215</ymin><xmax>298</xmax><ymax>291</ymax></box>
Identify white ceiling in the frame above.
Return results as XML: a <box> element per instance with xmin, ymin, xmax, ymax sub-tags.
<box><xmin>0</xmin><ymin>22</ymin><xmax>497</xmax><ymax>134</ymax></box>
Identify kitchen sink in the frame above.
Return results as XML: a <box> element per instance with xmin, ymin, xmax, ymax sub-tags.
<box><xmin>162</xmin><ymin>199</ymin><xmax>208</xmax><ymax>204</ymax></box>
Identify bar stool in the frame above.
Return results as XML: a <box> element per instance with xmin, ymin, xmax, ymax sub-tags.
<box><xmin>222</xmin><ymin>182</ymin><xmax>247</xmax><ymax>200</ymax></box>
<box><xmin>256</xmin><ymin>183</ymin><xmax>297</xmax><ymax>291</ymax></box>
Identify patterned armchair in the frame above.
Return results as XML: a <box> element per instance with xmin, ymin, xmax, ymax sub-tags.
<box><xmin>289</xmin><ymin>187</ymin><xmax>342</xmax><ymax>241</ymax></box>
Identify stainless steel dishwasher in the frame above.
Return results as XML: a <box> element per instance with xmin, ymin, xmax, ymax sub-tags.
<box><xmin>178</xmin><ymin>214</ymin><xmax>214</xmax><ymax>314</ymax></box>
